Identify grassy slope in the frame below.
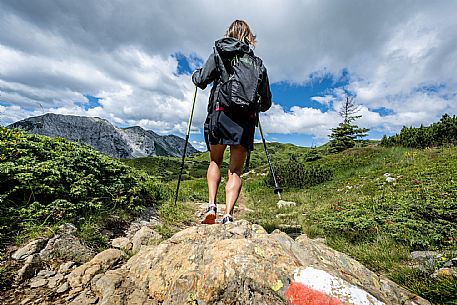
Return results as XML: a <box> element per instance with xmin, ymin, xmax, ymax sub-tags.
<box><xmin>243</xmin><ymin>145</ymin><xmax>457</xmax><ymax>304</ymax></box>
<box><xmin>245</xmin><ymin>146</ymin><xmax>456</xmax><ymax>247</ymax></box>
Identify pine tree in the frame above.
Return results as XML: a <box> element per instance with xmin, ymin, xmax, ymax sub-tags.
<box><xmin>328</xmin><ymin>96</ymin><xmax>369</xmax><ymax>153</ymax></box>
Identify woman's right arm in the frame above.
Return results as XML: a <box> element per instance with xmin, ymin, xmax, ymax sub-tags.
<box><xmin>192</xmin><ymin>54</ymin><xmax>219</xmax><ymax>89</ymax></box>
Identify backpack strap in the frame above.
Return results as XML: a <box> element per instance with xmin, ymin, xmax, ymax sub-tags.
<box><xmin>213</xmin><ymin>47</ymin><xmax>229</xmax><ymax>83</ymax></box>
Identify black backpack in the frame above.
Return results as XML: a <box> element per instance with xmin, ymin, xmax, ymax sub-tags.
<box><xmin>213</xmin><ymin>48</ymin><xmax>263</xmax><ymax>113</ymax></box>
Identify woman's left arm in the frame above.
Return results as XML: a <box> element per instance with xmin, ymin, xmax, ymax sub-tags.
<box><xmin>192</xmin><ymin>53</ymin><xmax>219</xmax><ymax>89</ymax></box>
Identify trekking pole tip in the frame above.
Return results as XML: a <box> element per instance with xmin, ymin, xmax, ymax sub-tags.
<box><xmin>274</xmin><ymin>187</ymin><xmax>282</xmax><ymax>200</ymax></box>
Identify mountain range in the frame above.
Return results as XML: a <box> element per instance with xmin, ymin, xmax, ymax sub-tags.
<box><xmin>8</xmin><ymin>113</ymin><xmax>199</xmax><ymax>158</ymax></box>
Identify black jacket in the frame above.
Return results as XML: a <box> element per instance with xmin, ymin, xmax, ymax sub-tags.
<box><xmin>192</xmin><ymin>37</ymin><xmax>272</xmax><ymax>113</ymax></box>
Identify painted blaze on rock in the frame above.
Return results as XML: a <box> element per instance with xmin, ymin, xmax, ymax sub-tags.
<box><xmin>286</xmin><ymin>267</ymin><xmax>385</xmax><ymax>305</ymax></box>
<box><xmin>66</xmin><ymin>221</ymin><xmax>430</xmax><ymax>305</ymax></box>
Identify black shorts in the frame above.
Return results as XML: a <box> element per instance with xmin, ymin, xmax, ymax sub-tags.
<box><xmin>204</xmin><ymin>110</ymin><xmax>256</xmax><ymax>152</ymax></box>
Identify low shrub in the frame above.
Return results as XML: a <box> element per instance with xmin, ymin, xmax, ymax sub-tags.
<box><xmin>381</xmin><ymin>114</ymin><xmax>457</xmax><ymax>148</ymax></box>
<box><xmin>0</xmin><ymin>127</ymin><xmax>161</xmax><ymax>246</ymax></box>
<box><xmin>265</xmin><ymin>158</ymin><xmax>332</xmax><ymax>188</ymax></box>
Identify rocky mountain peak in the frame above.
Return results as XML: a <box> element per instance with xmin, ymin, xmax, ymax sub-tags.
<box><xmin>8</xmin><ymin>113</ymin><xmax>198</xmax><ymax>158</ymax></box>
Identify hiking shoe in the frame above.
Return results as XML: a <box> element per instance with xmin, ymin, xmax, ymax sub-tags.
<box><xmin>221</xmin><ymin>214</ymin><xmax>233</xmax><ymax>224</ymax></box>
<box><xmin>201</xmin><ymin>205</ymin><xmax>217</xmax><ymax>224</ymax></box>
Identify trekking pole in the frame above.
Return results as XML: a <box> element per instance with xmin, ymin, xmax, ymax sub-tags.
<box><xmin>258</xmin><ymin>118</ymin><xmax>282</xmax><ymax>199</ymax></box>
<box><xmin>174</xmin><ymin>86</ymin><xmax>198</xmax><ymax>205</ymax></box>
<box><xmin>244</xmin><ymin>150</ymin><xmax>251</xmax><ymax>173</ymax></box>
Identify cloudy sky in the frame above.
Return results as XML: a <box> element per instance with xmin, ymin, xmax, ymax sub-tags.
<box><xmin>1</xmin><ymin>0</ymin><xmax>456</xmax><ymax>149</ymax></box>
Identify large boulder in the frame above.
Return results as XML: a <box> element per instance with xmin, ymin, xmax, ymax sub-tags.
<box><xmin>65</xmin><ymin>220</ymin><xmax>430</xmax><ymax>305</ymax></box>
<box><xmin>39</xmin><ymin>223</ymin><xmax>94</xmax><ymax>263</ymax></box>
<box><xmin>68</xmin><ymin>249</ymin><xmax>126</xmax><ymax>289</ymax></box>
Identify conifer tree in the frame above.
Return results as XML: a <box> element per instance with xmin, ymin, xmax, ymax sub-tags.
<box><xmin>328</xmin><ymin>96</ymin><xmax>369</xmax><ymax>153</ymax></box>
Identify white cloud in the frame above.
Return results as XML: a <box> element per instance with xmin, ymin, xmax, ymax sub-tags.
<box><xmin>260</xmin><ymin>103</ymin><xmax>340</xmax><ymax>141</ymax></box>
<box><xmin>190</xmin><ymin>140</ymin><xmax>207</xmax><ymax>152</ymax></box>
<box><xmin>311</xmin><ymin>95</ymin><xmax>333</xmax><ymax>106</ymax></box>
<box><xmin>0</xmin><ymin>0</ymin><xmax>456</xmax><ymax>142</ymax></box>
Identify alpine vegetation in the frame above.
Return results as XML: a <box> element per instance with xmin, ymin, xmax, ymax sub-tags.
<box><xmin>0</xmin><ymin>127</ymin><xmax>163</xmax><ymax>247</ymax></box>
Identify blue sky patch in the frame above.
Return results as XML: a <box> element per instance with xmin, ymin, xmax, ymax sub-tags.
<box><xmin>81</xmin><ymin>95</ymin><xmax>102</xmax><ymax>110</ymax></box>
<box><xmin>174</xmin><ymin>53</ymin><xmax>203</xmax><ymax>75</ymax></box>
<box><xmin>0</xmin><ymin>101</ymin><xmax>12</xmax><ymax>107</ymax></box>
<box><xmin>416</xmin><ymin>83</ymin><xmax>446</xmax><ymax>94</ymax></box>
<box><xmin>270</xmin><ymin>69</ymin><xmax>350</xmax><ymax>111</ymax></box>
<box><xmin>370</xmin><ymin>107</ymin><xmax>394</xmax><ymax>117</ymax></box>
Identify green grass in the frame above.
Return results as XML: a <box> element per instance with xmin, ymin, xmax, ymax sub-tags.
<box><xmin>241</xmin><ymin>145</ymin><xmax>457</xmax><ymax>304</ymax></box>
<box><xmin>122</xmin><ymin>155</ymin><xmax>217</xmax><ymax>182</ymax></box>
<box><xmin>153</xmin><ymin>201</ymin><xmax>195</xmax><ymax>239</ymax></box>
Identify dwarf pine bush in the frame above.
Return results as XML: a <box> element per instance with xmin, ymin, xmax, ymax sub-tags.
<box><xmin>0</xmin><ymin>127</ymin><xmax>162</xmax><ymax>246</ymax></box>
<box><xmin>265</xmin><ymin>157</ymin><xmax>332</xmax><ymax>189</ymax></box>
<box><xmin>381</xmin><ymin>114</ymin><xmax>457</xmax><ymax>148</ymax></box>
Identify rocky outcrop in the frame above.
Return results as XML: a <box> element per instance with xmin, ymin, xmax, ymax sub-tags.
<box><xmin>9</xmin><ymin>113</ymin><xmax>198</xmax><ymax>158</ymax></box>
<box><xmin>38</xmin><ymin>224</ymin><xmax>95</xmax><ymax>263</ymax></box>
<box><xmin>10</xmin><ymin>223</ymin><xmax>94</xmax><ymax>285</ymax></box>
<box><xmin>62</xmin><ymin>220</ymin><xmax>429</xmax><ymax>305</ymax></box>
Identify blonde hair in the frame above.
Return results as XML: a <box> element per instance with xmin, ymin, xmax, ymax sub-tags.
<box><xmin>225</xmin><ymin>20</ymin><xmax>257</xmax><ymax>47</ymax></box>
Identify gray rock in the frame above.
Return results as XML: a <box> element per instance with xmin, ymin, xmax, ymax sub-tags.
<box><xmin>59</xmin><ymin>223</ymin><xmax>77</xmax><ymax>235</ymax></box>
<box><xmin>9</xmin><ymin>113</ymin><xmax>198</xmax><ymax>158</ymax></box>
<box><xmin>312</xmin><ymin>237</ymin><xmax>327</xmax><ymax>244</ymax></box>
<box><xmin>277</xmin><ymin>224</ymin><xmax>301</xmax><ymax>230</ymax></box>
<box><xmin>125</xmin><ymin>206</ymin><xmax>160</xmax><ymax>239</ymax></box>
<box><xmin>148</xmin><ymin>216</ymin><xmax>161</xmax><ymax>226</ymax></box>
<box><xmin>56</xmin><ymin>282</ymin><xmax>70</xmax><ymax>293</ymax></box>
<box><xmin>111</xmin><ymin>237</ymin><xmax>132</xmax><ymax>251</ymax></box>
<box><xmin>410</xmin><ymin>251</ymin><xmax>441</xmax><ymax>267</ymax></box>
<box><xmin>277</xmin><ymin>200</ymin><xmax>296</xmax><ymax>208</ymax></box>
<box><xmin>68</xmin><ymin>289</ymin><xmax>99</xmax><ymax>305</ymax></box>
<box><xmin>92</xmin><ymin>270</ymin><xmax>126</xmax><ymax>305</ymax></box>
<box><xmin>39</xmin><ymin>226</ymin><xmax>94</xmax><ymax>263</ymax></box>
<box><xmin>30</xmin><ymin>278</ymin><xmax>48</xmax><ymax>288</ymax></box>
<box><xmin>410</xmin><ymin>251</ymin><xmax>440</xmax><ymax>261</ymax></box>
<box><xmin>16</xmin><ymin>254</ymin><xmax>42</xmax><ymax>282</ymax></box>
<box><xmin>58</xmin><ymin>261</ymin><xmax>76</xmax><ymax>274</ymax></box>
<box><xmin>11</xmin><ymin>238</ymin><xmax>48</xmax><ymax>260</ymax></box>
<box><xmin>48</xmin><ymin>273</ymin><xmax>65</xmax><ymax>288</ymax></box>
<box><xmin>444</xmin><ymin>260</ymin><xmax>454</xmax><ymax>268</ymax></box>
<box><xmin>131</xmin><ymin>226</ymin><xmax>162</xmax><ymax>253</ymax></box>
<box><xmin>37</xmin><ymin>269</ymin><xmax>56</xmax><ymax>278</ymax></box>
<box><xmin>446</xmin><ymin>257</ymin><xmax>457</xmax><ymax>267</ymax></box>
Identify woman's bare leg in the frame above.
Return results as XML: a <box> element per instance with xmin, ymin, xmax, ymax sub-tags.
<box><xmin>225</xmin><ymin>145</ymin><xmax>247</xmax><ymax>216</ymax></box>
<box><xmin>207</xmin><ymin>144</ymin><xmax>226</xmax><ymax>204</ymax></box>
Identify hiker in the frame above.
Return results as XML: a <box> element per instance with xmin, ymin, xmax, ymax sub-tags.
<box><xmin>192</xmin><ymin>20</ymin><xmax>272</xmax><ymax>224</ymax></box>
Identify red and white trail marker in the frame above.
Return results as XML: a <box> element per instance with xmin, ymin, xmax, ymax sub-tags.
<box><xmin>285</xmin><ymin>267</ymin><xmax>386</xmax><ymax>305</ymax></box>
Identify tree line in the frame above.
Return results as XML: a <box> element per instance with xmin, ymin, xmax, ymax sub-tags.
<box><xmin>381</xmin><ymin>114</ymin><xmax>457</xmax><ymax>148</ymax></box>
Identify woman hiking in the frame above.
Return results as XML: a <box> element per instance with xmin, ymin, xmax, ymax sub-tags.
<box><xmin>192</xmin><ymin>20</ymin><xmax>272</xmax><ymax>224</ymax></box>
